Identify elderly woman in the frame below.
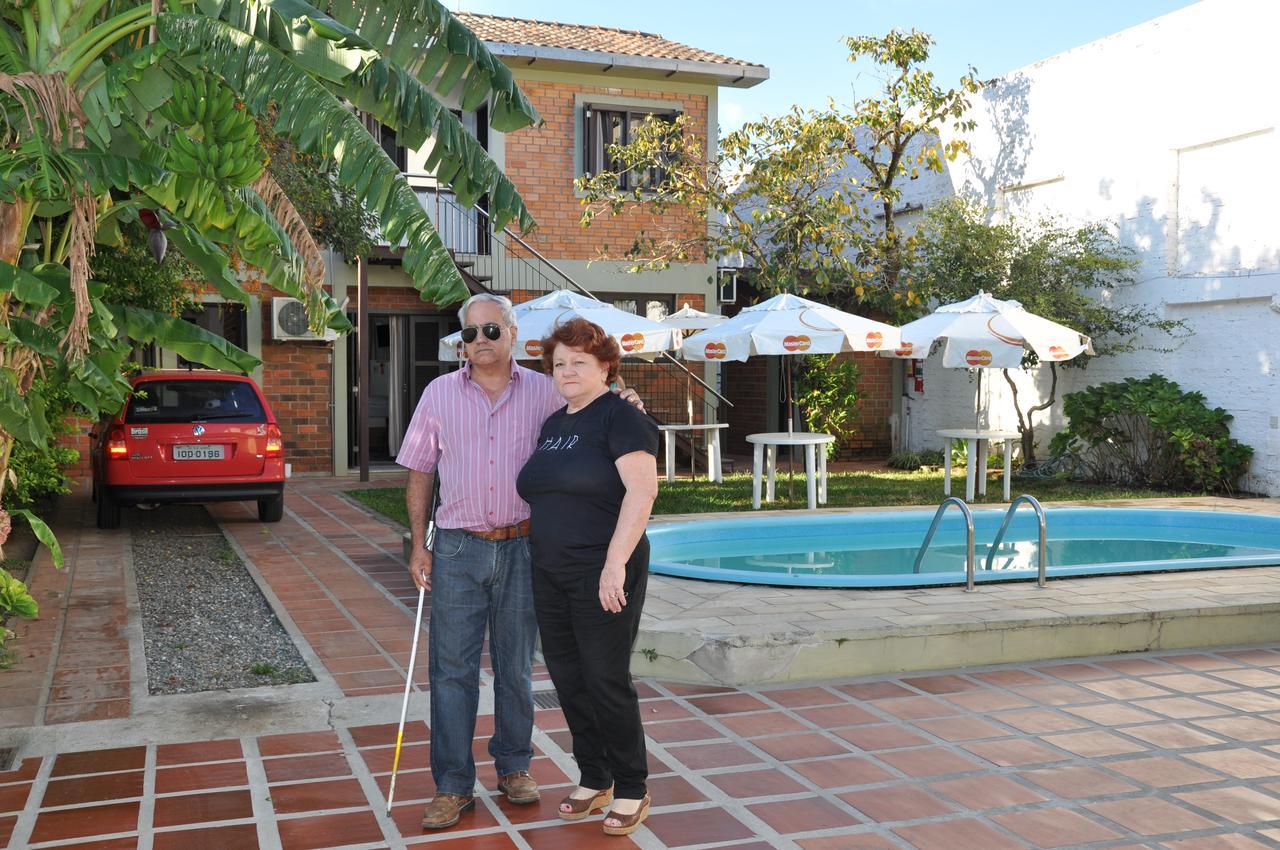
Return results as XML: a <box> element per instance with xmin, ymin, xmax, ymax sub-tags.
<box><xmin>516</xmin><ymin>318</ymin><xmax>659</xmax><ymax>836</ymax></box>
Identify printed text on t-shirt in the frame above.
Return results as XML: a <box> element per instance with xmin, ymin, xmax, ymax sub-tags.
<box><xmin>538</xmin><ymin>435</ymin><xmax>579</xmax><ymax>451</ymax></box>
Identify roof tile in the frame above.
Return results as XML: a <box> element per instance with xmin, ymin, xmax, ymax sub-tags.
<box><xmin>457</xmin><ymin>12</ymin><xmax>763</xmax><ymax>68</ymax></box>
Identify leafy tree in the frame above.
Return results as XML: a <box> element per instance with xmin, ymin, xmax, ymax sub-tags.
<box><xmin>838</xmin><ymin>29</ymin><xmax>981</xmax><ymax>316</ymax></box>
<box><xmin>0</xmin><ymin>0</ymin><xmax>540</xmax><ymax>570</ymax></box>
<box><xmin>258</xmin><ymin>112</ymin><xmax>378</xmax><ymax>262</ymax></box>
<box><xmin>576</xmin><ymin>29</ymin><xmax>981</xmax><ymax>317</ymax></box>
<box><xmin>94</xmin><ymin>222</ymin><xmax>202</xmax><ymax>315</ymax></box>
<box><xmin>577</xmin><ymin>108</ymin><xmax>865</xmax><ymax>295</ymax></box>
<box><xmin>796</xmin><ymin>355</ymin><xmax>861</xmax><ymax>457</ymax></box>
<box><xmin>909</xmin><ymin>198</ymin><xmax>1185</xmax><ymax>461</ymax></box>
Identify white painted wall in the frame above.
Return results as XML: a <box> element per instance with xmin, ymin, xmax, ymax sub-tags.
<box><xmin>907</xmin><ymin>0</ymin><xmax>1280</xmax><ymax>495</ymax></box>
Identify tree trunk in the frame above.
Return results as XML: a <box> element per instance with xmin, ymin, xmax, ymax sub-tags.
<box><xmin>0</xmin><ymin>199</ymin><xmax>29</xmax><ymax>264</ymax></box>
<box><xmin>1003</xmin><ymin>364</ymin><xmax>1059</xmax><ymax>464</ymax></box>
<box><xmin>0</xmin><ymin>199</ymin><xmax>32</xmax><ymax>512</ymax></box>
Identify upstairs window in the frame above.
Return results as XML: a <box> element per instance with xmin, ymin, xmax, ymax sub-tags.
<box><xmin>372</xmin><ymin>122</ymin><xmax>407</xmax><ymax>172</ymax></box>
<box><xmin>583</xmin><ymin>104</ymin><xmax>678</xmax><ymax>190</ymax></box>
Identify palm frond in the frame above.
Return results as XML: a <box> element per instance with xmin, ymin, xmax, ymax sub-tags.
<box><xmin>156</xmin><ymin>12</ymin><xmax>469</xmax><ymax>306</ymax></box>
<box><xmin>280</xmin><ymin>0</ymin><xmax>540</xmax><ymax>132</ymax></box>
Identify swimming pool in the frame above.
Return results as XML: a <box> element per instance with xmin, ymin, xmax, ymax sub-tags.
<box><xmin>647</xmin><ymin>508</ymin><xmax>1280</xmax><ymax>588</ymax></box>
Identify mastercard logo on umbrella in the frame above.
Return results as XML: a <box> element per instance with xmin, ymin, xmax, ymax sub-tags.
<box><xmin>524</xmin><ymin>340</ymin><xmax>543</xmax><ymax>357</ymax></box>
<box><xmin>783</xmin><ymin>334</ymin><xmax>811</xmax><ymax>352</ymax></box>
<box><xmin>865</xmin><ymin>331</ymin><xmax>883</xmax><ymax>350</ymax></box>
<box><xmin>965</xmin><ymin>349</ymin><xmax>993</xmax><ymax>367</ymax></box>
<box><xmin>703</xmin><ymin>342</ymin><xmax>727</xmax><ymax>359</ymax></box>
<box><xmin>1048</xmin><ymin>345</ymin><xmax>1069</xmax><ymax>359</ymax></box>
<box><xmin>895</xmin><ymin>342</ymin><xmax>914</xmax><ymax>357</ymax></box>
<box><xmin>620</xmin><ymin>332</ymin><xmax>644</xmax><ymax>352</ymax></box>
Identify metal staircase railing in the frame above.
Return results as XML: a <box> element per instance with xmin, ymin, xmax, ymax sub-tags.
<box><xmin>408</xmin><ymin>181</ymin><xmax>733</xmax><ymax>422</ymax></box>
<box><xmin>913</xmin><ymin>497</ymin><xmax>977</xmax><ymax>591</ymax></box>
<box><xmin>984</xmin><ymin>494</ymin><xmax>1048</xmax><ymax>588</ymax></box>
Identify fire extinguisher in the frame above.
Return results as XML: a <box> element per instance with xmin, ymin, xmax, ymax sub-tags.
<box><xmin>908</xmin><ymin>359</ymin><xmax>924</xmax><ymax>393</ymax></box>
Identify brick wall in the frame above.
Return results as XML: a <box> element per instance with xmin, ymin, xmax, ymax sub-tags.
<box><xmin>724</xmin><ymin>357</ymin><xmax>770</xmax><ymax>456</ymax></box>
<box><xmin>367</xmin><ymin>286</ymin><xmax>443</xmax><ymax>312</ymax></box>
<box><xmin>836</xmin><ymin>352</ymin><xmax>893</xmax><ymax>459</ymax></box>
<box><xmin>504</xmin><ymin>79</ymin><xmax>707</xmax><ymax>261</ymax></box>
<box><xmin>259</xmin><ymin>330</ymin><xmax>334</xmax><ymax>475</ymax></box>
<box><xmin>63</xmin><ymin>419</ymin><xmax>93</xmax><ymax>480</ymax></box>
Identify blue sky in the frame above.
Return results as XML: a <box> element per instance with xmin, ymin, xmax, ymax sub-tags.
<box><xmin>454</xmin><ymin>0</ymin><xmax>1199</xmax><ymax>131</ymax></box>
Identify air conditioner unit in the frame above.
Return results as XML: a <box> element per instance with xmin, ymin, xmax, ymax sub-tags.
<box><xmin>271</xmin><ymin>297</ymin><xmax>338</xmax><ymax>342</ymax></box>
<box><xmin>717</xmin><ymin>270</ymin><xmax>738</xmax><ymax>305</ymax></box>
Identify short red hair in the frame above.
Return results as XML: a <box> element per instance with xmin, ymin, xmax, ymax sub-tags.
<box><xmin>540</xmin><ymin>317</ymin><xmax>621</xmax><ymax>382</ymax></box>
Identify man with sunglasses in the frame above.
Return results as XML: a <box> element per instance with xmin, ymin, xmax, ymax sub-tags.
<box><xmin>397</xmin><ymin>293</ymin><xmax>643</xmax><ymax>829</ymax></box>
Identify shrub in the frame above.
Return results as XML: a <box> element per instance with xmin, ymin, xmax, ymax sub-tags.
<box><xmin>917</xmin><ymin>448</ymin><xmax>945</xmax><ymax>466</ymax></box>
<box><xmin>887</xmin><ymin>450</ymin><xmax>922</xmax><ymax>471</ymax></box>
<box><xmin>797</xmin><ymin>355</ymin><xmax>861</xmax><ymax>458</ymax></box>
<box><xmin>3</xmin><ymin>380</ymin><xmax>80</xmax><ymax>512</ymax></box>
<box><xmin>948</xmin><ymin>439</ymin><xmax>1008</xmax><ymax>470</ymax></box>
<box><xmin>0</xmin><ymin>567</ymin><xmax>37</xmax><ymax>667</ymax></box>
<box><xmin>1050</xmin><ymin>374</ymin><xmax>1253</xmax><ymax>492</ymax></box>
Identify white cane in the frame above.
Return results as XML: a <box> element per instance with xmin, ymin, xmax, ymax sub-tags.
<box><xmin>386</xmin><ymin>584</ymin><xmax>425</xmax><ymax>813</ymax></box>
<box><xmin>387</xmin><ymin>485</ymin><xmax>437</xmax><ymax>813</ymax></box>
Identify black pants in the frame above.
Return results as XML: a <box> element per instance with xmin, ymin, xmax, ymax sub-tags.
<box><xmin>532</xmin><ymin>552</ymin><xmax>649</xmax><ymax>800</ymax></box>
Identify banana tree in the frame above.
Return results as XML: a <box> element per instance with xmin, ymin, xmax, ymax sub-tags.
<box><xmin>0</xmin><ymin>0</ymin><xmax>540</xmax><ymax>570</ymax></box>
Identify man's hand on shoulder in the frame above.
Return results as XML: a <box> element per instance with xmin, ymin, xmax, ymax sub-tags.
<box><xmin>612</xmin><ymin>384</ymin><xmax>645</xmax><ymax>413</ymax></box>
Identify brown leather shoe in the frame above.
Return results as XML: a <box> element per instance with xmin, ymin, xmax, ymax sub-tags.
<box><xmin>497</xmin><ymin>770</ymin><xmax>540</xmax><ymax>804</ymax></box>
<box><xmin>420</xmin><ymin>793</ymin><xmax>474</xmax><ymax>829</ymax></box>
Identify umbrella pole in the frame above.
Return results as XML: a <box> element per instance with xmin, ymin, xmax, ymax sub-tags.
<box><xmin>786</xmin><ymin>358</ymin><xmax>796</xmax><ymax>501</ymax></box>
<box><xmin>975</xmin><ymin>368</ymin><xmax>982</xmax><ymax>430</ymax></box>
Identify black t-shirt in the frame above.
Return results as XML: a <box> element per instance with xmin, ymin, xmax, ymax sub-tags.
<box><xmin>516</xmin><ymin>391</ymin><xmax>659</xmax><ymax>575</ymax></box>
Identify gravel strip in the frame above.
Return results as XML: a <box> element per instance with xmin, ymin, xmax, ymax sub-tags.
<box><xmin>132</xmin><ymin>505</ymin><xmax>315</xmax><ymax>695</ymax></box>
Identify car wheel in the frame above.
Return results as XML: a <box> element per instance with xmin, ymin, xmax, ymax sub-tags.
<box><xmin>96</xmin><ymin>490</ymin><xmax>121</xmax><ymax>529</ymax></box>
<box><xmin>258</xmin><ymin>495</ymin><xmax>284</xmax><ymax>523</ymax></box>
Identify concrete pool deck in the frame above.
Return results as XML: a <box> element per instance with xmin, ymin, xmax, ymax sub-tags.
<box><xmin>9</xmin><ymin>481</ymin><xmax>1280</xmax><ymax>848</ymax></box>
<box><xmin>634</xmin><ymin>498</ymin><xmax>1280</xmax><ymax>685</ymax></box>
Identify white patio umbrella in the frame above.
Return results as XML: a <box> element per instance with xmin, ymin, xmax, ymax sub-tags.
<box><xmin>661</xmin><ymin>302</ymin><xmax>727</xmax><ymax>331</ymax></box>
<box><xmin>661</xmin><ymin>303</ymin><xmax>726</xmax><ymax>429</ymax></box>
<box><xmin>683</xmin><ymin>293</ymin><xmax>901</xmax><ymax>433</ymax></box>
<box><xmin>439</xmin><ymin>289</ymin><xmax>683</xmax><ymax>362</ymax></box>
<box><xmin>884</xmin><ymin>290</ymin><xmax>1093</xmax><ymax>368</ymax></box>
<box><xmin>882</xmin><ymin>289</ymin><xmax>1093</xmax><ymax>432</ymax></box>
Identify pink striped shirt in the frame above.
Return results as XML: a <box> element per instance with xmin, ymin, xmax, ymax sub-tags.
<box><xmin>397</xmin><ymin>359</ymin><xmax>563</xmax><ymax>531</ymax></box>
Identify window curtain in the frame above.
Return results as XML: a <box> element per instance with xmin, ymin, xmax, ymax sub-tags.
<box><xmin>388</xmin><ymin>316</ymin><xmax>405</xmax><ymax>457</ymax></box>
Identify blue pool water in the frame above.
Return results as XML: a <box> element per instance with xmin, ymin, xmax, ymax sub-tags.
<box><xmin>647</xmin><ymin>508</ymin><xmax>1280</xmax><ymax>588</ymax></box>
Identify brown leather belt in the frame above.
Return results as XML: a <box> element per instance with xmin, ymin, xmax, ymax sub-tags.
<box><xmin>464</xmin><ymin>520</ymin><xmax>530</xmax><ymax>541</ymax></box>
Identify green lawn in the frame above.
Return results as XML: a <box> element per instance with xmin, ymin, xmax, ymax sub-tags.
<box><xmin>346</xmin><ymin>469</ymin><xmax>1188</xmax><ymax>528</ymax></box>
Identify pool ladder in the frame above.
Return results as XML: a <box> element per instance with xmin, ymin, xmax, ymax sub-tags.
<box><xmin>913</xmin><ymin>494</ymin><xmax>1048</xmax><ymax>591</ymax></box>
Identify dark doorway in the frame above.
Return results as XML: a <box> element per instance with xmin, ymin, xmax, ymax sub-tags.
<box><xmin>347</xmin><ymin>313</ymin><xmax>459</xmax><ymax>466</ymax></box>
<box><xmin>177</xmin><ymin>303</ymin><xmax>248</xmax><ymax>369</ymax></box>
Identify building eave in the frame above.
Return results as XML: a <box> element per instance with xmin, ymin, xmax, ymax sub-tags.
<box><xmin>486</xmin><ymin>42</ymin><xmax>770</xmax><ymax>89</ymax></box>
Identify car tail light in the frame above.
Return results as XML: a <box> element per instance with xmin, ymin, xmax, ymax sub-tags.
<box><xmin>265</xmin><ymin>424</ymin><xmax>283</xmax><ymax>457</ymax></box>
<box><xmin>107</xmin><ymin>428</ymin><xmax>127</xmax><ymax>460</ymax></box>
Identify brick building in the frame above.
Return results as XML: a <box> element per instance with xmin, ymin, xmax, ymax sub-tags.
<box><xmin>137</xmin><ymin>14</ymin><xmax>770</xmax><ymax>478</ymax></box>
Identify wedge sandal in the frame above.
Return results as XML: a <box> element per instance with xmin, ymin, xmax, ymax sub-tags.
<box><xmin>557</xmin><ymin>786</ymin><xmax>614</xmax><ymax>821</ymax></box>
<box><xmin>602</xmin><ymin>793</ymin><xmax>650</xmax><ymax>836</ymax></box>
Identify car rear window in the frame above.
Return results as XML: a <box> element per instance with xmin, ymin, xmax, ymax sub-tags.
<box><xmin>126</xmin><ymin>380</ymin><xmax>266</xmax><ymax>424</ymax></box>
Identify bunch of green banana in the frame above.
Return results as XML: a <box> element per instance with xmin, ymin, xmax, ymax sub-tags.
<box><xmin>162</xmin><ymin>76</ymin><xmax>266</xmax><ymax>189</ymax></box>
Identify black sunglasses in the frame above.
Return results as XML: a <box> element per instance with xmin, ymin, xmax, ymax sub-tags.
<box><xmin>460</xmin><ymin>322</ymin><xmax>504</xmax><ymax>343</ymax></box>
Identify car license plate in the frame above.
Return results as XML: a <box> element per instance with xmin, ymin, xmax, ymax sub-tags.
<box><xmin>173</xmin><ymin>444</ymin><xmax>225</xmax><ymax>461</ymax></box>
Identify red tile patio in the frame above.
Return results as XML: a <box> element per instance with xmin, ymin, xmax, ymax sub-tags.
<box><xmin>3</xmin><ymin>480</ymin><xmax>1280</xmax><ymax>847</ymax></box>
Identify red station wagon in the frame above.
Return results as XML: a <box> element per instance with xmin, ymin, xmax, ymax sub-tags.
<box><xmin>92</xmin><ymin>371</ymin><xmax>286</xmax><ymax>529</ymax></box>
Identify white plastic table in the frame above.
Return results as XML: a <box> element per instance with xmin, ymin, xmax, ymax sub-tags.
<box><xmin>746</xmin><ymin>432</ymin><xmax>835</xmax><ymax>510</ymax></box>
<box><xmin>936</xmin><ymin>428</ymin><xmax>1021</xmax><ymax>502</ymax></box>
<box><xmin>658</xmin><ymin>423</ymin><xmax>728</xmax><ymax>484</ymax></box>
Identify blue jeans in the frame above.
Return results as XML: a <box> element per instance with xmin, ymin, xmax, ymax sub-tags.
<box><xmin>428</xmin><ymin>528</ymin><xmax>537</xmax><ymax>796</ymax></box>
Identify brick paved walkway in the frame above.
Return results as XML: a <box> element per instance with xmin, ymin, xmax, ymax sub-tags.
<box><xmin>3</xmin><ymin>480</ymin><xmax>1280</xmax><ymax>848</ymax></box>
